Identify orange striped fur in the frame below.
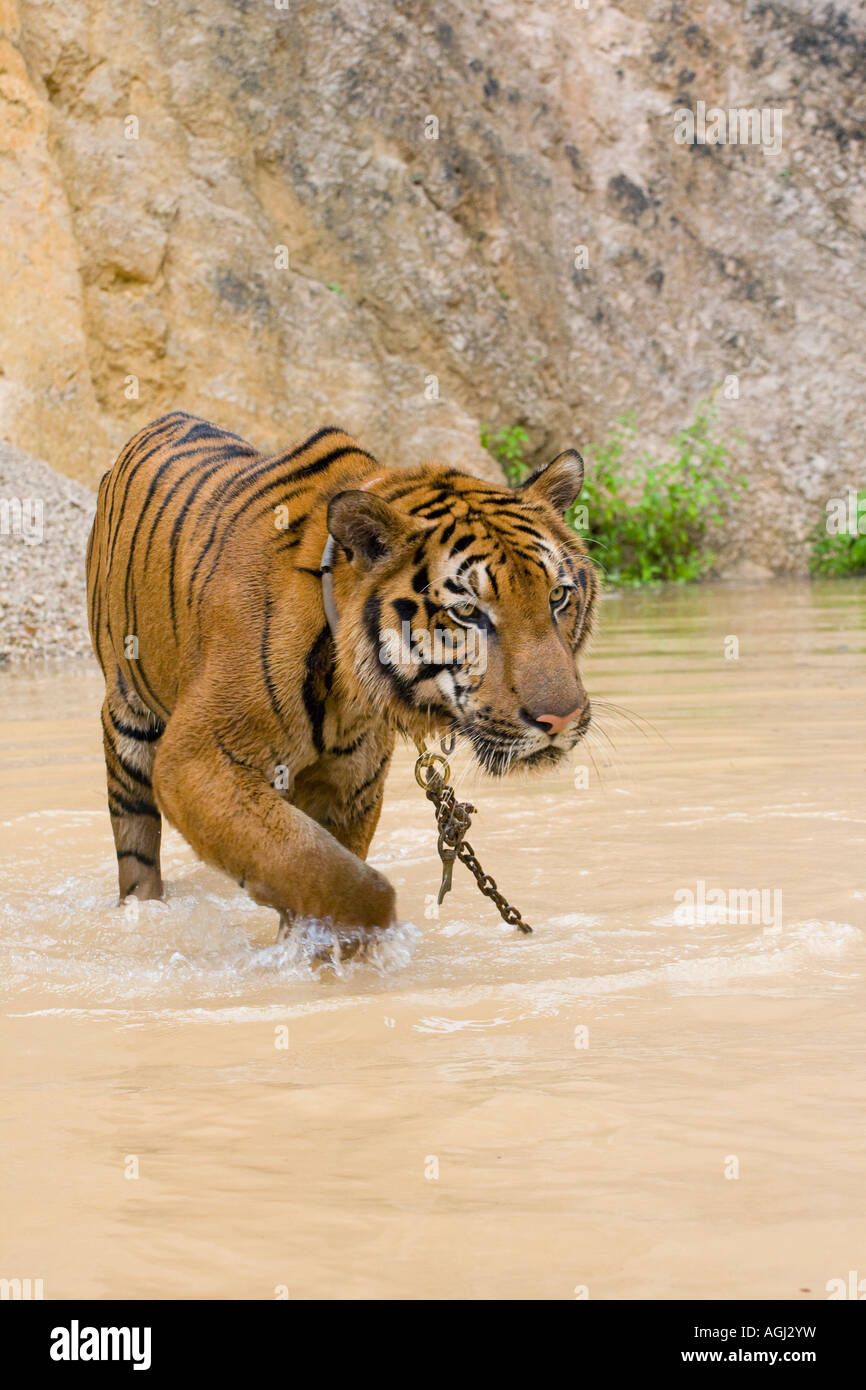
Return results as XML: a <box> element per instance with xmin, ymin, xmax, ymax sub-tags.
<box><xmin>86</xmin><ymin>413</ymin><xmax>597</xmax><ymax>937</ymax></box>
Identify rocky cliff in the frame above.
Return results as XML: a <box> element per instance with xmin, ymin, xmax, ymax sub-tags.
<box><xmin>2</xmin><ymin>0</ymin><xmax>865</xmax><ymax>572</ymax></box>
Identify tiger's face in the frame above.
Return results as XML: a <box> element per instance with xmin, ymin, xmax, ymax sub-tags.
<box><xmin>328</xmin><ymin>450</ymin><xmax>598</xmax><ymax>775</ymax></box>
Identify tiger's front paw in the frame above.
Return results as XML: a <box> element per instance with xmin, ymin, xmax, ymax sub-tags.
<box><xmin>340</xmin><ymin>863</ymin><xmax>396</xmax><ymax>933</ymax></box>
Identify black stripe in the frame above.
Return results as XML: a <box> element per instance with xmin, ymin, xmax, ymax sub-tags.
<box><xmin>116</xmin><ymin>669</ymin><xmax>132</xmax><ymax>703</ymax></box>
<box><xmin>351</xmin><ymin>753</ymin><xmax>389</xmax><ymax>798</ymax></box>
<box><xmin>260</xmin><ymin>593</ymin><xmax>285</xmax><ymax>727</ymax></box>
<box><xmin>379</xmin><ymin>481</ymin><xmax>436</xmax><ymax>504</ymax></box>
<box><xmin>416</xmin><ymin>698</ymin><xmax>453</xmax><ymax>721</ymax></box>
<box><xmin>90</xmin><ymin>581</ymin><xmax>102</xmax><ymax>659</ymax></box>
<box><xmin>109</xmin><ymin>414</ymin><xmax>188</xmax><ymax>488</ymax></box>
<box><xmin>116</xmin><ymin>849</ymin><xmax>156</xmax><ymax>867</ymax></box>
<box><xmin>301</xmin><ymin>626</ymin><xmax>334</xmax><ymax>754</ymax></box>
<box><xmin>456</xmin><ymin>553</ymin><xmax>495</xmax><ymax>573</ymax></box>
<box><xmin>410</xmin><ymin>661</ymin><xmax>452</xmax><ymax>684</ymax></box>
<box><xmin>124</xmin><ymin>439</ymin><xmax>252</xmax><ymax>606</ymax></box>
<box><xmin>226</xmin><ymin>437</ymin><xmax>375</xmax><ymax>534</ymax></box>
<box><xmin>215</xmin><ymin>732</ymin><xmax>259</xmax><ymax>774</ymax></box>
<box><xmin>177</xmin><ymin>420</ymin><xmax>250</xmax><ymax>446</ymax></box>
<box><xmin>392</xmin><ymin>597</ymin><xmax>418</xmax><ymax>623</ymax></box>
<box><xmin>407</xmin><ymin>492</ymin><xmax>451</xmax><ymax>515</ymax></box>
<box><xmin>123</xmin><ymin>652</ymin><xmax>169</xmax><ymax>724</ymax></box>
<box><xmin>364</xmin><ymin>596</ymin><xmax>416</xmax><ymax>704</ymax></box>
<box><xmin>412</xmin><ymin>504</ymin><xmax>453</xmax><ymax>521</ymax></box>
<box><xmin>108</xmin><ymin>704</ymin><xmax>164</xmax><ymax>742</ymax></box>
<box><xmin>108</xmin><ymin>791</ymin><xmax>161</xmax><ymax>820</ymax></box>
<box><xmin>453</xmin><ymin>486</ymin><xmax>523</xmax><ymax>506</ymax></box>
<box><xmin>103</xmin><ymin>712</ymin><xmax>153</xmax><ymax>787</ymax></box>
<box><xmin>193</xmin><ymin>444</ymin><xmax>377</xmax><ymax>614</ymax></box>
<box><xmin>87</xmin><ymin>529</ymin><xmax>100</xmax><ymax>638</ymax></box>
<box><xmin>142</xmin><ymin>411</ymin><xmax>194</xmax><ymax>432</ymax></box>
<box><xmin>509</xmin><ymin>547</ymin><xmax>549</xmax><ymax>571</ymax></box>
<box><xmin>186</xmin><ymin>428</ymin><xmax>345</xmax><ymax>593</ymax></box>
<box><xmin>328</xmin><ymin>731</ymin><xmax>367</xmax><ymax>757</ymax></box>
<box><xmin>141</xmin><ymin>444</ymin><xmax>257</xmax><ymax>571</ymax></box>
<box><xmin>270</xmin><ymin>513</ymin><xmax>308</xmax><ymax>542</ymax></box>
<box><xmin>363</xmin><ymin>595</ymin><xmax>383</xmax><ymax>650</ymax></box>
<box><xmin>104</xmin><ymin>416</ymin><xmax>190</xmax><ymax>580</ymax></box>
<box><xmin>354</xmin><ymin>787</ymin><xmax>386</xmax><ymax>821</ymax></box>
<box><xmin>109</xmin><ymin>748</ymin><xmax>152</xmax><ymax>790</ymax></box>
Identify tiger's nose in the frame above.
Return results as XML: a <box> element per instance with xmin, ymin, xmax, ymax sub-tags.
<box><xmin>533</xmin><ymin>705</ymin><xmax>586</xmax><ymax>737</ymax></box>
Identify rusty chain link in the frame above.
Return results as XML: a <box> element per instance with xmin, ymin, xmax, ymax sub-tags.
<box><xmin>414</xmin><ymin>740</ymin><xmax>533</xmax><ymax>935</ymax></box>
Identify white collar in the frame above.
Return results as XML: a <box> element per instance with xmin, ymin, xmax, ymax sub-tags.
<box><xmin>319</xmin><ymin>475</ymin><xmax>385</xmax><ymax>638</ymax></box>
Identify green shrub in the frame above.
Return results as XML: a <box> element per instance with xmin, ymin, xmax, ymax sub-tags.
<box><xmin>809</xmin><ymin>490</ymin><xmax>866</xmax><ymax>576</ymax></box>
<box><xmin>480</xmin><ymin>424</ymin><xmax>530</xmax><ymax>486</ymax></box>
<box><xmin>482</xmin><ymin>399</ymin><xmax>746</xmax><ymax>586</ymax></box>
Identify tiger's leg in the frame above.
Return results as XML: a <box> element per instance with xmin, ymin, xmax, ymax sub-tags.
<box><xmin>276</xmin><ymin>912</ymin><xmax>295</xmax><ymax>942</ymax></box>
<box><xmin>152</xmin><ymin>709</ymin><xmax>396</xmax><ymax>932</ymax></box>
<box><xmin>275</xmin><ymin>780</ymin><xmax>390</xmax><ymax>945</ymax></box>
<box><xmin>100</xmin><ymin>677</ymin><xmax>165</xmax><ymax>901</ymax></box>
<box><xmin>312</xmin><ymin>788</ymin><xmax>393</xmax><ymax>956</ymax></box>
<box><xmin>323</xmin><ymin>778</ymin><xmax>388</xmax><ymax>860</ymax></box>
<box><xmin>276</xmin><ymin>799</ymin><xmax>385</xmax><ymax>939</ymax></box>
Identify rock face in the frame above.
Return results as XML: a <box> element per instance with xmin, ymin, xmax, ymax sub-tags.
<box><xmin>1</xmin><ymin>0</ymin><xmax>865</xmax><ymax>571</ymax></box>
<box><xmin>0</xmin><ymin>440</ymin><xmax>94</xmax><ymax>661</ymax></box>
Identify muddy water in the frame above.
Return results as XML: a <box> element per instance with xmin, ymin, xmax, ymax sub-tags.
<box><xmin>1</xmin><ymin>579</ymin><xmax>864</xmax><ymax>1300</ymax></box>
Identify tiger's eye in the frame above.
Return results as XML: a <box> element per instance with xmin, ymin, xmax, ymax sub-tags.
<box><xmin>549</xmin><ymin>584</ymin><xmax>567</xmax><ymax>606</ymax></box>
<box><xmin>451</xmin><ymin>600</ymin><xmax>478</xmax><ymax>620</ymax></box>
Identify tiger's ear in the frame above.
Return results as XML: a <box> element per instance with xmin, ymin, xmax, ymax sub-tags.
<box><xmin>327</xmin><ymin>491</ymin><xmax>418</xmax><ymax>571</ymax></box>
<box><xmin>519</xmin><ymin>449</ymin><xmax>585</xmax><ymax>514</ymax></box>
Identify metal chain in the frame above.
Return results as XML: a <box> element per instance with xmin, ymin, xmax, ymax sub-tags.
<box><xmin>414</xmin><ymin>741</ymin><xmax>533</xmax><ymax>935</ymax></box>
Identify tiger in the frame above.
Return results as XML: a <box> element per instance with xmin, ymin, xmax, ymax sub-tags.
<box><xmin>86</xmin><ymin>411</ymin><xmax>598</xmax><ymax>941</ymax></box>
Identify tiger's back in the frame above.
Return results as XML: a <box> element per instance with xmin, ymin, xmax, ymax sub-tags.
<box><xmin>87</xmin><ymin>411</ymin><xmax>376</xmax><ymax>723</ymax></box>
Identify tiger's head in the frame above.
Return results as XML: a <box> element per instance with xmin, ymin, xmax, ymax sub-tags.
<box><xmin>327</xmin><ymin>450</ymin><xmax>598</xmax><ymax>775</ymax></box>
